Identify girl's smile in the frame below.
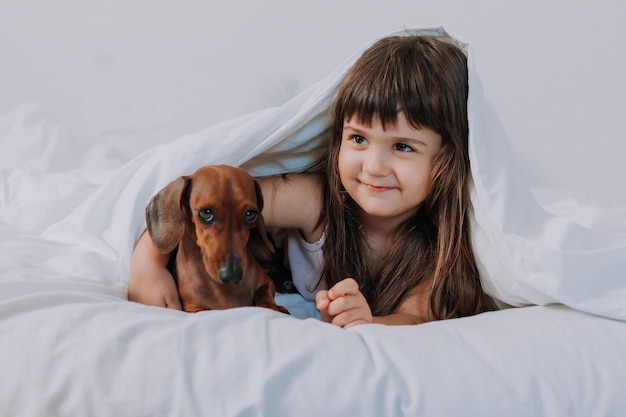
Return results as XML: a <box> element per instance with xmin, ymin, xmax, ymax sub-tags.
<box><xmin>338</xmin><ymin>112</ymin><xmax>442</xmax><ymax>228</ymax></box>
<box><xmin>362</xmin><ymin>183</ymin><xmax>395</xmax><ymax>192</ymax></box>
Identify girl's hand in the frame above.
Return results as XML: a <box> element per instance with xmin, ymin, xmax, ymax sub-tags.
<box><xmin>128</xmin><ymin>231</ymin><xmax>182</xmax><ymax>310</ymax></box>
<box><xmin>128</xmin><ymin>267</ymin><xmax>182</xmax><ymax>310</ymax></box>
<box><xmin>315</xmin><ymin>278</ymin><xmax>373</xmax><ymax>328</ymax></box>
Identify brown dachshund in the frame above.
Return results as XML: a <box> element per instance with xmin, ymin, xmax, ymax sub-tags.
<box><xmin>146</xmin><ymin>164</ymin><xmax>289</xmax><ymax>314</ymax></box>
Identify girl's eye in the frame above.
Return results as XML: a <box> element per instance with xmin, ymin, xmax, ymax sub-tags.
<box><xmin>198</xmin><ymin>208</ymin><xmax>215</xmax><ymax>224</ymax></box>
<box><xmin>244</xmin><ymin>210</ymin><xmax>258</xmax><ymax>225</ymax></box>
<box><xmin>350</xmin><ymin>134</ymin><xmax>367</xmax><ymax>145</ymax></box>
<box><xmin>393</xmin><ymin>143</ymin><xmax>414</xmax><ymax>152</ymax></box>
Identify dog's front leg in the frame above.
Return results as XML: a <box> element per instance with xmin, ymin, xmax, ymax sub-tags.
<box><xmin>254</xmin><ymin>279</ymin><xmax>290</xmax><ymax>314</ymax></box>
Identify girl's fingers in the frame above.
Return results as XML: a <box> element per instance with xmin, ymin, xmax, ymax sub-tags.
<box><xmin>327</xmin><ymin>278</ymin><xmax>359</xmax><ymax>299</ymax></box>
<box><xmin>315</xmin><ymin>290</ymin><xmax>330</xmax><ymax>309</ymax></box>
<box><xmin>331</xmin><ymin>310</ymin><xmax>370</xmax><ymax>328</ymax></box>
<box><xmin>318</xmin><ymin>280</ymin><xmax>373</xmax><ymax>327</ymax></box>
<box><xmin>327</xmin><ymin>294</ymin><xmax>369</xmax><ymax>319</ymax></box>
<box><xmin>326</xmin><ymin>294</ymin><xmax>353</xmax><ymax>316</ymax></box>
<box><xmin>315</xmin><ymin>290</ymin><xmax>332</xmax><ymax>322</ymax></box>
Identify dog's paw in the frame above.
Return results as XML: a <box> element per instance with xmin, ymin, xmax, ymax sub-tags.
<box><xmin>275</xmin><ymin>305</ymin><xmax>290</xmax><ymax>315</ymax></box>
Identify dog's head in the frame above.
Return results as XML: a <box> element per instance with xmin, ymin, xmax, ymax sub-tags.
<box><xmin>146</xmin><ymin>165</ymin><xmax>273</xmax><ymax>285</ymax></box>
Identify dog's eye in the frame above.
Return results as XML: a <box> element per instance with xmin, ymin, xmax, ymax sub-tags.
<box><xmin>198</xmin><ymin>208</ymin><xmax>215</xmax><ymax>224</ymax></box>
<box><xmin>244</xmin><ymin>210</ymin><xmax>258</xmax><ymax>225</ymax></box>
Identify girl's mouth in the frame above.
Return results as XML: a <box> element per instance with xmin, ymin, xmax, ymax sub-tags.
<box><xmin>363</xmin><ymin>182</ymin><xmax>394</xmax><ymax>192</ymax></box>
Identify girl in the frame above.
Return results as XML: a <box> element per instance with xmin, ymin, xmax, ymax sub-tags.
<box><xmin>129</xmin><ymin>34</ymin><xmax>492</xmax><ymax>327</ymax></box>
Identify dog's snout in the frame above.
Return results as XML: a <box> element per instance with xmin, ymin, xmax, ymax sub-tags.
<box><xmin>218</xmin><ymin>253</ymin><xmax>243</xmax><ymax>284</ymax></box>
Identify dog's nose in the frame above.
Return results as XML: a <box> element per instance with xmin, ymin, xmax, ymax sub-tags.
<box><xmin>218</xmin><ymin>253</ymin><xmax>243</xmax><ymax>284</ymax></box>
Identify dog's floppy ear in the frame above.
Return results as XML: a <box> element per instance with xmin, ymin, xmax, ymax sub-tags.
<box><xmin>253</xmin><ymin>179</ymin><xmax>275</xmax><ymax>254</ymax></box>
<box><xmin>146</xmin><ymin>176</ymin><xmax>190</xmax><ymax>254</ymax></box>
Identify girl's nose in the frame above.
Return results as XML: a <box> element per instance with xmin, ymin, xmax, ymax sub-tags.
<box><xmin>362</xmin><ymin>148</ymin><xmax>390</xmax><ymax>176</ymax></box>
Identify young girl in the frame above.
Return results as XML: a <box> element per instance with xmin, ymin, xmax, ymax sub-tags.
<box><xmin>129</xmin><ymin>34</ymin><xmax>491</xmax><ymax>327</ymax></box>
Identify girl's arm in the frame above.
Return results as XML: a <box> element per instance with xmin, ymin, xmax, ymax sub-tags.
<box><xmin>372</xmin><ymin>288</ymin><xmax>433</xmax><ymax>325</ymax></box>
<box><xmin>257</xmin><ymin>173</ymin><xmax>324</xmax><ymax>243</ymax></box>
<box><xmin>128</xmin><ymin>230</ymin><xmax>182</xmax><ymax>309</ymax></box>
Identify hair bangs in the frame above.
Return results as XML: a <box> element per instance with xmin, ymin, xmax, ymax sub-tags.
<box><xmin>335</xmin><ymin>70</ymin><xmax>400</xmax><ymax>130</ymax></box>
<box><xmin>334</xmin><ymin>36</ymin><xmax>452</xmax><ymax>134</ymax></box>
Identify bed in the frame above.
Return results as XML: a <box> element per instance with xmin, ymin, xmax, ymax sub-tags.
<box><xmin>1</xmin><ymin>13</ymin><xmax>626</xmax><ymax>417</ymax></box>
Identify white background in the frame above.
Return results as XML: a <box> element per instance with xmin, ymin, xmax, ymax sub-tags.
<box><xmin>1</xmin><ymin>0</ymin><xmax>625</xmax><ymax>206</ymax></box>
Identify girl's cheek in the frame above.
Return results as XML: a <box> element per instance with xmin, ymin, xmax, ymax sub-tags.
<box><xmin>338</xmin><ymin>145</ymin><xmax>362</xmax><ymax>170</ymax></box>
<box><xmin>337</xmin><ymin>148</ymin><xmax>352</xmax><ymax>178</ymax></box>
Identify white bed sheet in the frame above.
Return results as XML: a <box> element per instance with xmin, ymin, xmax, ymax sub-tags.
<box><xmin>2</xmin><ymin>292</ymin><xmax>625</xmax><ymax>417</ymax></box>
<box><xmin>1</xmin><ymin>26</ymin><xmax>626</xmax><ymax>417</ymax></box>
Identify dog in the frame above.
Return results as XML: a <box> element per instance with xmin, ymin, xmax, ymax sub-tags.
<box><xmin>145</xmin><ymin>164</ymin><xmax>289</xmax><ymax>314</ymax></box>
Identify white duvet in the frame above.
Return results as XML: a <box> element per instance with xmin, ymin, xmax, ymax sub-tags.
<box><xmin>1</xmin><ymin>27</ymin><xmax>626</xmax><ymax>416</ymax></box>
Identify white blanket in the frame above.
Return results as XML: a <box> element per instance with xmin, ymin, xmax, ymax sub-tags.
<box><xmin>2</xmin><ymin>294</ymin><xmax>625</xmax><ymax>416</ymax></box>
<box><xmin>1</xmin><ymin>27</ymin><xmax>626</xmax><ymax>416</ymax></box>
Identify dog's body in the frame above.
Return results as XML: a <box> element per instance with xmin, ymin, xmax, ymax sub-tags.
<box><xmin>146</xmin><ymin>165</ymin><xmax>289</xmax><ymax>314</ymax></box>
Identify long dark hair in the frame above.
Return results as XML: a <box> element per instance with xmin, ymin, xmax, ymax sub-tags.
<box><xmin>319</xmin><ymin>35</ymin><xmax>485</xmax><ymax>319</ymax></box>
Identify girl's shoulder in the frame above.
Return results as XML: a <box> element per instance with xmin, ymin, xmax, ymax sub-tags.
<box><xmin>257</xmin><ymin>172</ymin><xmax>325</xmax><ymax>243</ymax></box>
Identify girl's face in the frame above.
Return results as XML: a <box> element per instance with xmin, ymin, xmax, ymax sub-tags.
<box><xmin>338</xmin><ymin>112</ymin><xmax>442</xmax><ymax>228</ymax></box>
